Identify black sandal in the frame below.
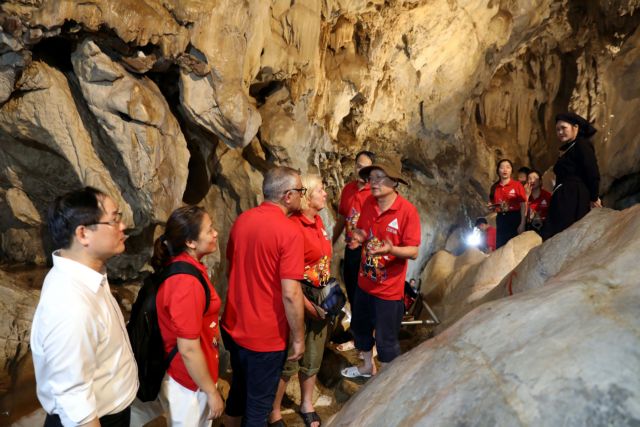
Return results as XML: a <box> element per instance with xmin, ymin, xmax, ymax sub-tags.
<box><xmin>299</xmin><ymin>411</ymin><xmax>321</xmax><ymax>427</ymax></box>
<box><xmin>267</xmin><ymin>419</ymin><xmax>287</xmax><ymax>427</ymax></box>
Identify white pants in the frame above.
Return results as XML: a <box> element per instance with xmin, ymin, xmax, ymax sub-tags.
<box><xmin>159</xmin><ymin>374</ymin><xmax>212</xmax><ymax>427</ymax></box>
<box><xmin>129</xmin><ymin>374</ymin><xmax>211</xmax><ymax>427</ymax></box>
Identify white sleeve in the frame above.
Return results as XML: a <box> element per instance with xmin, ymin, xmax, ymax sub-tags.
<box><xmin>38</xmin><ymin>304</ymin><xmax>100</xmax><ymax>426</ymax></box>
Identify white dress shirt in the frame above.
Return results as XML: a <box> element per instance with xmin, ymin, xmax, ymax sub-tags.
<box><xmin>30</xmin><ymin>252</ymin><xmax>138</xmax><ymax>426</ymax></box>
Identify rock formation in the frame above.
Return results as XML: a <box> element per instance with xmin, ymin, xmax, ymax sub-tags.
<box><xmin>329</xmin><ymin>205</ymin><xmax>640</xmax><ymax>426</ymax></box>
<box><xmin>1</xmin><ymin>0</ymin><xmax>640</xmax><ymax>423</ymax></box>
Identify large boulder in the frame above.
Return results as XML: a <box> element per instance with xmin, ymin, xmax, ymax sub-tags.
<box><xmin>421</xmin><ymin>231</ymin><xmax>542</xmax><ymax>332</ymax></box>
<box><xmin>71</xmin><ymin>39</ymin><xmax>190</xmax><ymax>227</ymax></box>
<box><xmin>329</xmin><ymin>205</ymin><xmax>640</xmax><ymax>426</ymax></box>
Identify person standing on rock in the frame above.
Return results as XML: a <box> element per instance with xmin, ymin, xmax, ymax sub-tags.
<box><xmin>543</xmin><ymin>112</ymin><xmax>601</xmax><ymax>240</ymax></box>
<box><xmin>269</xmin><ymin>174</ymin><xmax>332</xmax><ymax>427</ymax></box>
<box><xmin>31</xmin><ymin>187</ymin><xmax>138</xmax><ymax>427</ymax></box>
<box><xmin>341</xmin><ymin>156</ymin><xmax>421</xmax><ymax>378</ymax></box>
<box><xmin>517</xmin><ymin>169</ymin><xmax>552</xmax><ymax>235</ymax></box>
<box><xmin>222</xmin><ymin>166</ymin><xmax>306</xmax><ymax>427</ymax></box>
<box><xmin>488</xmin><ymin>159</ymin><xmax>527</xmax><ymax>248</ymax></box>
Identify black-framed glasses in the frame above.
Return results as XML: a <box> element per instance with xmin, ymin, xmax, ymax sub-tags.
<box><xmin>285</xmin><ymin>187</ymin><xmax>307</xmax><ymax>196</ymax></box>
<box><xmin>86</xmin><ymin>212</ymin><xmax>123</xmax><ymax>227</ymax></box>
<box><xmin>368</xmin><ymin>175</ymin><xmax>390</xmax><ymax>184</ymax></box>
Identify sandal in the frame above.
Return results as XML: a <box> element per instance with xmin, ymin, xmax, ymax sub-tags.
<box><xmin>299</xmin><ymin>411</ymin><xmax>321</xmax><ymax>427</ymax></box>
<box><xmin>340</xmin><ymin>365</ymin><xmax>372</xmax><ymax>378</ymax></box>
<box><xmin>336</xmin><ymin>340</ymin><xmax>355</xmax><ymax>351</ymax></box>
<box><xmin>268</xmin><ymin>419</ymin><xmax>287</xmax><ymax>427</ymax></box>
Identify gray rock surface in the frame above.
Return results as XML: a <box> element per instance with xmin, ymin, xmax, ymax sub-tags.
<box><xmin>329</xmin><ymin>206</ymin><xmax>640</xmax><ymax>426</ymax></box>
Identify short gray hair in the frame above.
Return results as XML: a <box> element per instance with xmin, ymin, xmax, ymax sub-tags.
<box><xmin>263</xmin><ymin>166</ymin><xmax>300</xmax><ymax>201</ymax></box>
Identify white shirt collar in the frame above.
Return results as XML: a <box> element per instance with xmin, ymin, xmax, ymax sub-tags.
<box><xmin>52</xmin><ymin>250</ymin><xmax>107</xmax><ymax>293</ymax></box>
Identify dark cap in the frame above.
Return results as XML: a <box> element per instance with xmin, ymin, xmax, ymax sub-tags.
<box><xmin>358</xmin><ymin>155</ymin><xmax>409</xmax><ymax>186</ymax></box>
<box><xmin>555</xmin><ymin>112</ymin><xmax>597</xmax><ymax>138</ymax></box>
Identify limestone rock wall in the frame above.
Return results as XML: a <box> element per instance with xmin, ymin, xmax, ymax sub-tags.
<box><xmin>0</xmin><ymin>0</ymin><xmax>638</xmax><ymax>276</ymax></box>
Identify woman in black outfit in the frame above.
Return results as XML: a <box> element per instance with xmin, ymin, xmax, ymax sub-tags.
<box><xmin>543</xmin><ymin>112</ymin><xmax>601</xmax><ymax>240</ymax></box>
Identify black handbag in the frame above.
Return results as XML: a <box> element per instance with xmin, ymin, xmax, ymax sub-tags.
<box><xmin>302</xmin><ymin>278</ymin><xmax>346</xmax><ymax>318</ymax></box>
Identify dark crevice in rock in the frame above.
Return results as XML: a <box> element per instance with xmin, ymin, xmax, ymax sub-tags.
<box><xmin>249</xmin><ymin>79</ymin><xmax>284</xmax><ymax>108</ymax></box>
<box><xmin>603</xmin><ymin>172</ymin><xmax>640</xmax><ymax>210</ymax></box>
<box><xmin>30</xmin><ymin>35</ymin><xmax>74</xmax><ymax>73</ymax></box>
<box><xmin>148</xmin><ymin>64</ymin><xmax>216</xmax><ymax>205</ymax></box>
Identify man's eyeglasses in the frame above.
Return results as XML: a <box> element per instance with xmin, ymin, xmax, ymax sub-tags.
<box><xmin>285</xmin><ymin>187</ymin><xmax>307</xmax><ymax>196</ymax></box>
<box><xmin>368</xmin><ymin>175</ymin><xmax>390</xmax><ymax>184</ymax></box>
<box><xmin>86</xmin><ymin>212</ymin><xmax>123</xmax><ymax>227</ymax></box>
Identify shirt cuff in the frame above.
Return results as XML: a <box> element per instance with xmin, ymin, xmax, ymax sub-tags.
<box><xmin>55</xmin><ymin>389</ymin><xmax>97</xmax><ymax>426</ymax></box>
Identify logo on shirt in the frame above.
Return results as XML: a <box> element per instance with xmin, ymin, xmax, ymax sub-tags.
<box><xmin>386</xmin><ymin>218</ymin><xmax>399</xmax><ymax>235</ymax></box>
<box><xmin>509</xmin><ymin>189</ymin><xmax>516</xmax><ymax>195</ymax></box>
<box><xmin>541</xmin><ymin>200</ymin><xmax>547</xmax><ymax>206</ymax></box>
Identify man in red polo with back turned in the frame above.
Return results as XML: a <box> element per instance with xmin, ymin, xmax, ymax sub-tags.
<box><xmin>341</xmin><ymin>156</ymin><xmax>421</xmax><ymax>379</ymax></box>
<box><xmin>333</xmin><ymin>150</ymin><xmax>375</xmax><ymax>307</ymax></box>
<box><xmin>222</xmin><ymin>166</ymin><xmax>306</xmax><ymax>427</ymax></box>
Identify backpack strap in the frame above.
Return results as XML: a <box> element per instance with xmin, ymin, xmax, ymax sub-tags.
<box><xmin>157</xmin><ymin>261</ymin><xmax>212</xmax><ymax>367</ymax></box>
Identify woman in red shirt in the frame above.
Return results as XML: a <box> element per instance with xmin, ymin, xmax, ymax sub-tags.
<box><xmin>151</xmin><ymin>206</ymin><xmax>224</xmax><ymax>427</ymax></box>
<box><xmin>489</xmin><ymin>159</ymin><xmax>527</xmax><ymax>248</ymax></box>
<box><xmin>269</xmin><ymin>174</ymin><xmax>331</xmax><ymax>427</ymax></box>
<box><xmin>518</xmin><ymin>169</ymin><xmax>552</xmax><ymax>235</ymax></box>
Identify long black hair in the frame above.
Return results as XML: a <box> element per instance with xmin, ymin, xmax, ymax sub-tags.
<box><xmin>150</xmin><ymin>206</ymin><xmax>206</xmax><ymax>272</ymax></box>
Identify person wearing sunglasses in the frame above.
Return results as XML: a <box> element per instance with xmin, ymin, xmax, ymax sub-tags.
<box><xmin>31</xmin><ymin>187</ymin><xmax>137</xmax><ymax>427</ymax></box>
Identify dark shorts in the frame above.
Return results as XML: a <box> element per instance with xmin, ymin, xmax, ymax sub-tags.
<box><xmin>44</xmin><ymin>407</ymin><xmax>130</xmax><ymax>427</ymax></box>
<box><xmin>222</xmin><ymin>328</ymin><xmax>287</xmax><ymax>427</ymax></box>
<box><xmin>350</xmin><ymin>286</ymin><xmax>404</xmax><ymax>363</ymax></box>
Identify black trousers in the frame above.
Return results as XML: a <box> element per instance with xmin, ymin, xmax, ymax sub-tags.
<box><xmin>496</xmin><ymin>211</ymin><xmax>521</xmax><ymax>249</ymax></box>
<box><xmin>342</xmin><ymin>246</ymin><xmax>362</xmax><ymax>306</ymax></box>
<box><xmin>44</xmin><ymin>407</ymin><xmax>130</xmax><ymax>427</ymax></box>
<box><xmin>222</xmin><ymin>328</ymin><xmax>287</xmax><ymax>427</ymax></box>
<box><xmin>351</xmin><ymin>286</ymin><xmax>405</xmax><ymax>363</ymax></box>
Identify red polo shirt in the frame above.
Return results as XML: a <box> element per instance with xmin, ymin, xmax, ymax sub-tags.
<box><xmin>528</xmin><ymin>189</ymin><xmax>552</xmax><ymax>220</ymax></box>
<box><xmin>290</xmin><ymin>213</ymin><xmax>332</xmax><ymax>287</ymax></box>
<box><xmin>492</xmin><ymin>179</ymin><xmax>526</xmax><ymax>212</ymax></box>
<box><xmin>356</xmin><ymin>194</ymin><xmax>421</xmax><ymax>300</ymax></box>
<box><xmin>338</xmin><ymin>181</ymin><xmax>371</xmax><ymax>243</ymax></box>
<box><xmin>221</xmin><ymin>202</ymin><xmax>304</xmax><ymax>352</ymax></box>
<box><xmin>156</xmin><ymin>252</ymin><xmax>222</xmax><ymax>390</ymax></box>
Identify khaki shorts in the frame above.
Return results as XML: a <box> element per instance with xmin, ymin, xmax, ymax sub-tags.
<box><xmin>282</xmin><ymin>318</ymin><xmax>328</xmax><ymax>377</ymax></box>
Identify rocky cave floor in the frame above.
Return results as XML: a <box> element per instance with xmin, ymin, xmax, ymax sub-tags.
<box><xmin>0</xmin><ymin>266</ymin><xmax>433</xmax><ymax>427</ymax></box>
<box><xmin>145</xmin><ymin>322</ymin><xmax>435</xmax><ymax>427</ymax></box>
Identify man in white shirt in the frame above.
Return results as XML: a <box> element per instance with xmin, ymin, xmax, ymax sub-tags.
<box><xmin>30</xmin><ymin>187</ymin><xmax>138</xmax><ymax>427</ymax></box>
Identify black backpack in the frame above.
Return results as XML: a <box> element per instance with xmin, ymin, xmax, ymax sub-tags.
<box><xmin>127</xmin><ymin>261</ymin><xmax>211</xmax><ymax>402</ymax></box>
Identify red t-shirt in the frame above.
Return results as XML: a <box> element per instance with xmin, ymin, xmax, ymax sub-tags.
<box><xmin>290</xmin><ymin>213</ymin><xmax>332</xmax><ymax>287</ymax></box>
<box><xmin>356</xmin><ymin>194</ymin><xmax>421</xmax><ymax>300</ymax></box>
<box><xmin>486</xmin><ymin>226</ymin><xmax>496</xmax><ymax>251</ymax></box>
<box><xmin>156</xmin><ymin>252</ymin><xmax>222</xmax><ymax>391</ymax></box>
<box><xmin>528</xmin><ymin>189</ymin><xmax>552</xmax><ymax>221</ymax></box>
<box><xmin>492</xmin><ymin>179</ymin><xmax>526</xmax><ymax>212</ymax></box>
<box><xmin>221</xmin><ymin>202</ymin><xmax>304</xmax><ymax>352</ymax></box>
<box><xmin>338</xmin><ymin>181</ymin><xmax>371</xmax><ymax>243</ymax></box>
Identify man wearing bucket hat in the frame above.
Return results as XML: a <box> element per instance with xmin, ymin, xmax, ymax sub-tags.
<box><xmin>341</xmin><ymin>155</ymin><xmax>421</xmax><ymax>378</ymax></box>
